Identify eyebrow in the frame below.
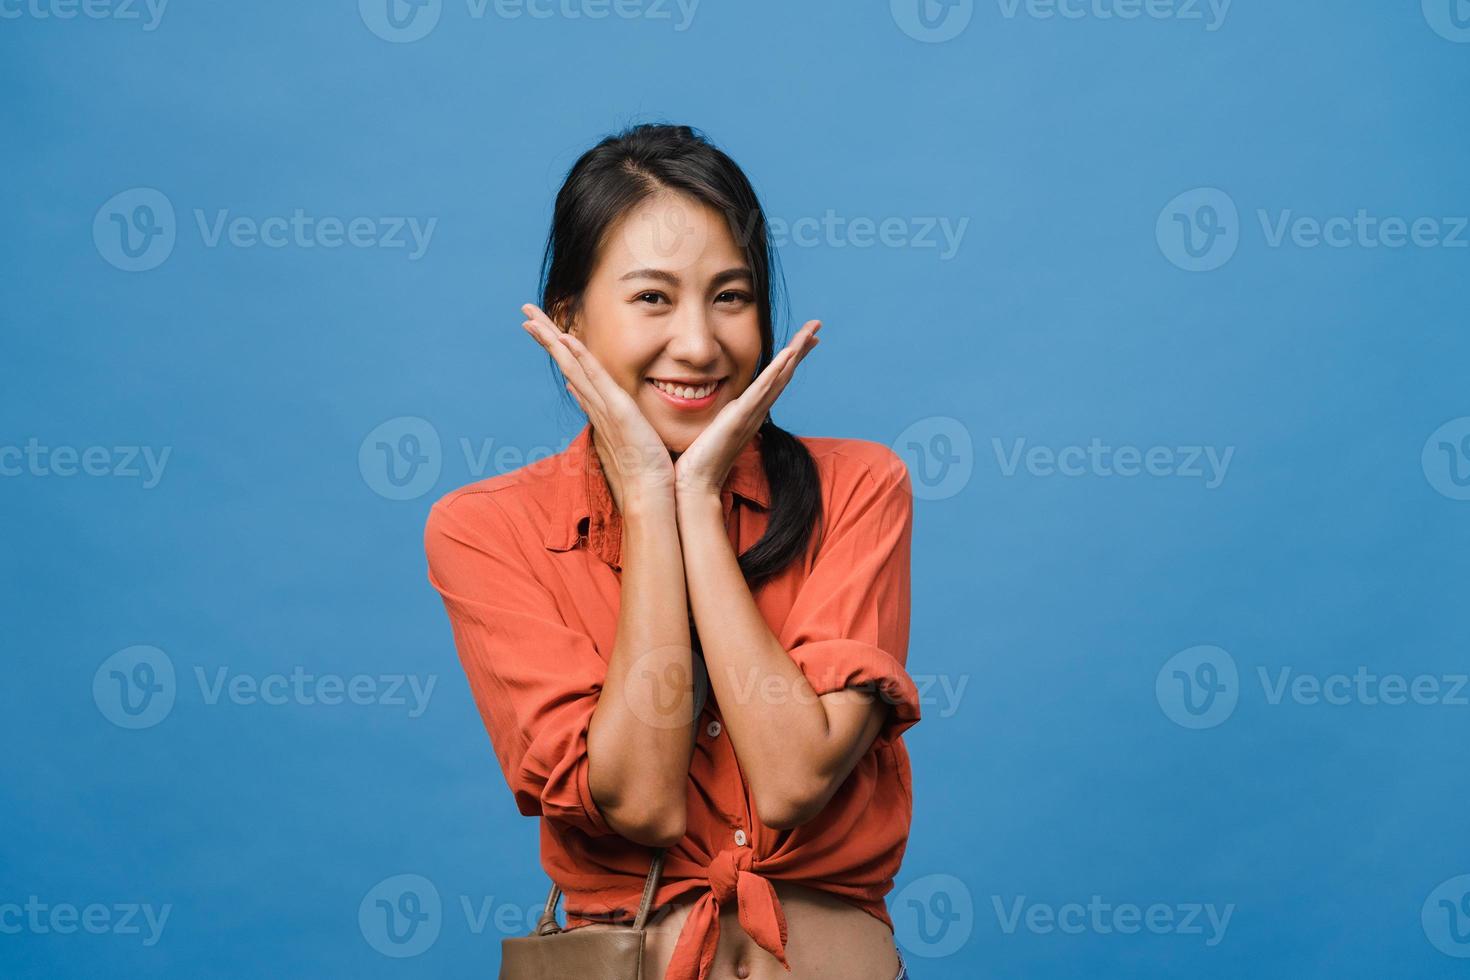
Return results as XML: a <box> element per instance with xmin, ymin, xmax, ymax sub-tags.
<box><xmin>618</xmin><ymin>266</ymin><xmax>754</xmax><ymax>287</ymax></box>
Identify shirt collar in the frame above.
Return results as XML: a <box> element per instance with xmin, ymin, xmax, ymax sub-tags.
<box><xmin>544</xmin><ymin>422</ymin><xmax>770</xmax><ymax>569</ymax></box>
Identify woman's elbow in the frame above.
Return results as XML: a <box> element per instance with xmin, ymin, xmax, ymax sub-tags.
<box><xmin>754</xmin><ymin>781</ymin><xmax>829</xmax><ymax>831</ymax></box>
<box><xmin>608</xmin><ymin>802</ymin><xmax>686</xmax><ymax>848</ymax></box>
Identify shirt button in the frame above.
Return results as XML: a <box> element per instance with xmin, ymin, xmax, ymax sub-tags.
<box><xmin>734</xmin><ymin>829</ymin><xmax>747</xmax><ymax>847</ymax></box>
<box><xmin>706</xmin><ymin>720</ymin><xmax>722</xmax><ymax>738</ymax></box>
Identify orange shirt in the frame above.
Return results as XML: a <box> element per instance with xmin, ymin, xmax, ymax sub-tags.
<box><xmin>423</xmin><ymin>422</ymin><xmax>920</xmax><ymax>980</ymax></box>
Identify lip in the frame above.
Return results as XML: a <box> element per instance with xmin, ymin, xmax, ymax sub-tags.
<box><xmin>646</xmin><ymin>377</ymin><xmax>724</xmax><ymax>412</ymax></box>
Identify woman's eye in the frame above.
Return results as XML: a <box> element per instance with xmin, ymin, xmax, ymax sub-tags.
<box><xmin>716</xmin><ymin>290</ymin><xmax>752</xmax><ymax>305</ymax></box>
<box><xmin>635</xmin><ymin>291</ymin><xmax>668</xmax><ymax>306</ymax></box>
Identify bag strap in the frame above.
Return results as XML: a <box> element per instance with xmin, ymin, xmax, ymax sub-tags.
<box><xmin>534</xmin><ymin>847</ymin><xmax>666</xmax><ymax>936</ymax></box>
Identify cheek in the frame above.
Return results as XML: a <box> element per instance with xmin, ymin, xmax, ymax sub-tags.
<box><xmin>730</xmin><ymin>322</ymin><xmax>763</xmax><ymax>380</ymax></box>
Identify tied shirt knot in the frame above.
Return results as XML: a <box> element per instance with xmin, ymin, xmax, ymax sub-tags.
<box><xmin>666</xmin><ymin>847</ymin><xmax>791</xmax><ymax>980</ymax></box>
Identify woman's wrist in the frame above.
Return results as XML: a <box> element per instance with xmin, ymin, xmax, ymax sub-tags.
<box><xmin>620</xmin><ymin>481</ymin><xmax>678</xmax><ymax>519</ymax></box>
<box><xmin>673</xmin><ymin>486</ymin><xmax>723</xmax><ymax>514</ymax></box>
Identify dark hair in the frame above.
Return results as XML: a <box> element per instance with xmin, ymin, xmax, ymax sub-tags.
<box><xmin>537</xmin><ymin>122</ymin><xmax>821</xmax><ymax>588</ymax></box>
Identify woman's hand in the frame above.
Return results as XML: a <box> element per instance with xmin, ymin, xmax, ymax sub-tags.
<box><xmin>673</xmin><ymin>319</ymin><xmax>822</xmax><ymax>498</ymax></box>
<box><xmin>521</xmin><ymin>303</ymin><xmax>675</xmax><ymax>508</ymax></box>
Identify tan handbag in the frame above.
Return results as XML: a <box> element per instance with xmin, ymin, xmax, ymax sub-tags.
<box><xmin>498</xmin><ymin>847</ymin><xmax>667</xmax><ymax>979</ymax></box>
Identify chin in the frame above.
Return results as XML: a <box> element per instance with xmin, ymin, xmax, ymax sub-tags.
<box><xmin>652</xmin><ymin>421</ymin><xmax>702</xmax><ymax>456</ymax></box>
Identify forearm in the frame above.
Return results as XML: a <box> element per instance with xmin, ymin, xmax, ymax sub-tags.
<box><xmin>586</xmin><ymin>486</ymin><xmax>695</xmax><ymax>846</ymax></box>
<box><xmin>675</xmin><ymin>490</ymin><xmax>847</xmax><ymax>827</ymax></box>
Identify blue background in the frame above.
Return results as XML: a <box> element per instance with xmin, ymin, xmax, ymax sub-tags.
<box><xmin>3</xmin><ymin>1</ymin><xmax>1469</xmax><ymax>976</ymax></box>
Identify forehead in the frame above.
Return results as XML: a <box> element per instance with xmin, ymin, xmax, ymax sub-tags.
<box><xmin>595</xmin><ymin>189</ymin><xmax>749</xmax><ymax>279</ymax></box>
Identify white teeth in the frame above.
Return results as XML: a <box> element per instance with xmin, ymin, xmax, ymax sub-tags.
<box><xmin>651</xmin><ymin>379</ymin><xmax>717</xmax><ymax>399</ymax></box>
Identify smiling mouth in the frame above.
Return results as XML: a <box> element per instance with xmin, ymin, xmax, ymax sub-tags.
<box><xmin>647</xmin><ymin>378</ymin><xmax>723</xmax><ymax>400</ymax></box>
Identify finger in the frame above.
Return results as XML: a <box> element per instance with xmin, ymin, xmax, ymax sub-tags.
<box><xmin>557</xmin><ymin>331</ymin><xmax>637</xmax><ymax>417</ymax></box>
<box><xmin>520</xmin><ymin>305</ymin><xmax>616</xmax><ymax>405</ymax></box>
<box><xmin>521</xmin><ymin>315</ymin><xmax>608</xmax><ymax>419</ymax></box>
<box><xmin>747</xmin><ymin>320</ymin><xmax>821</xmax><ymax>414</ymax></box>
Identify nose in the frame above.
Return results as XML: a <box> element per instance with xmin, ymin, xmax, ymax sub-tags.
<box><xmin>663</xmin><ymin>305</ymin><xmax>720</xmax><ymax>368</ymax></box>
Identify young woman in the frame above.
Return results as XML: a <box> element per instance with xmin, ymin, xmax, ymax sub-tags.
<box><xmin>425</xmin><ymin>124</ymin><xmax>921</xmax><ymax>980</ymax></box>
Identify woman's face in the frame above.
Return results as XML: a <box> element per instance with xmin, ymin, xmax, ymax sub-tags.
<box><xmin>566</xmin><ymin>190</ymin><xmax>764</xmax><ymax>454</ymax></box>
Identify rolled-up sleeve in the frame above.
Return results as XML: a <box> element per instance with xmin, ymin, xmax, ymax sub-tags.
<box><xmin>778</xmin><ymin>446</ymin><xmax>921</xmax><ymax>746</ymax></box>
<box><xmin>424</xmin><ymin>494</ymin><xmax>614</xmax><ymax>838</ymax></box>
